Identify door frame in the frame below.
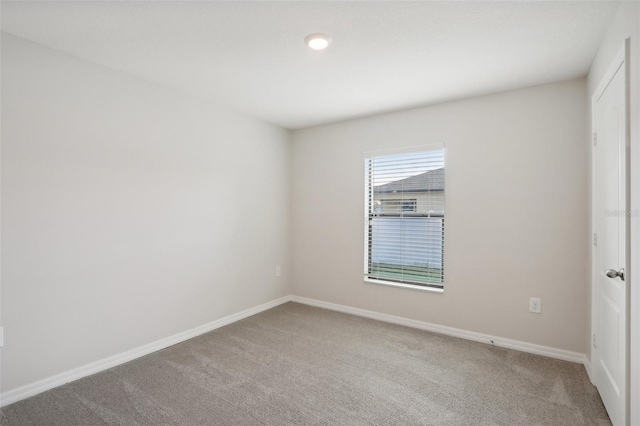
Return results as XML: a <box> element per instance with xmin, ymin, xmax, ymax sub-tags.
<box><xmin>590</xmin><ymin>39</ymin><xmax>630</xmax><ymax>424</ymax></box>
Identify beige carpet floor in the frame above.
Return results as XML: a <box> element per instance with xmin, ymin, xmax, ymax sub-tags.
<box><xmin>1</xmin><ymin>302</ymin><xmax>610</xmax><ymax>425</ymax></box>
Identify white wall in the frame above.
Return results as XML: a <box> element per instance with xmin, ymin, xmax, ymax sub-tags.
<box><xmin>291</xmin><ymin>78</ymin><xmax>588</xmax><ymax>354</ymax></box>
<box><xmin>587</xmin><ymin>2</ymin><xmax>640</xmax><ymax>424</ymax></box>
<box><xmin>1</xmin><ymin>34</ymin><xmax>291</xmax><ymax>394</ymax></box>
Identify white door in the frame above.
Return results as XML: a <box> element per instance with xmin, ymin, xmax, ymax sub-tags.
<box><xmin>593</xmin><ymin>51</ymin><xmax>628</xmax><ymax>426</ymax></box>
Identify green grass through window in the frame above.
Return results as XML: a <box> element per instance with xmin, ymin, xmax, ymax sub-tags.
<box><xmin>369</xmin><ymin>262</ymin><xmax>443</xmax><ymax>285</ymax></box>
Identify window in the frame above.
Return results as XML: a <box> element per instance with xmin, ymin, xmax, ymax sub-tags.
<box><xmin>378</xmin><ymin>199</ymin><xmax>417</xmax><ymax>213</ymax></box>
<box><xmin>365</xmin><ymin>146</ymin><xmax>445</xmax><ymax>289</ymax></box>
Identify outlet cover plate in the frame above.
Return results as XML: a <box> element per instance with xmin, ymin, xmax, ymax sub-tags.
<box><xmin>529</xmin><ymin>298</ymin><xmax>542</xmax><ymax>314</ymax></box>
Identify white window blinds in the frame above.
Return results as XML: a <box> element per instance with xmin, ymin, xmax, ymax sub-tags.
<box><xmin>365</xmin><ymin>146</ymin><xmax>445</xmax><ymax>288</ymax></box>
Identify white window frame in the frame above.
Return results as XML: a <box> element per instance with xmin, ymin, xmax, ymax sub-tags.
<box><xmin>363</xmin><ymin>146</ymin><xmax>445</xmax><ymax>293</ymax></box>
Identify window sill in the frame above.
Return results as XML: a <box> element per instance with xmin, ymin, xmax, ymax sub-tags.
<box><xmin>364</xmin><ymin>278</ymin><xmax>444</xmax><ymax>294</ymax></box>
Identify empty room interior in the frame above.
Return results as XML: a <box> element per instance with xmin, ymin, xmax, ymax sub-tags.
<box><xmin>1</xmin><ymin>1</ymin><xmax>640</xmax><ymax>425</ymax></box>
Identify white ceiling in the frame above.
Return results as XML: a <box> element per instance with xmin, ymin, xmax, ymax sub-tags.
<box><xmin>1</xmin><ymin>1</ymin><xmax>619</xmax><ymax>129</ymax></box>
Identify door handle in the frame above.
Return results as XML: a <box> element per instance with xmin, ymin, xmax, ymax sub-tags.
<box><xmin>605</xmin><ymin>268</ymin><xmax>625</xmax><ymax>281</ymax></box>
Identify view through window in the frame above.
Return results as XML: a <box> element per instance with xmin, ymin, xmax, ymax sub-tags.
<box><xmin>365</xmin><ymin>147</ymin><xmax>445</xmax><ymax>288</ymax></box>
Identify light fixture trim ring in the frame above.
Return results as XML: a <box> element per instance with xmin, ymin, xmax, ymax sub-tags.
<box><xmin>304</xmin><ymin>33</ymin><xmax>332</xmax><ymax>50</ymax></box>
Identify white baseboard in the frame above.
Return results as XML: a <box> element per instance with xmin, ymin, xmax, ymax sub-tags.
<box><xmin>290</xmin><ymin>295</ymin><xmax>587</xmax><ymax>365</ymax></box>
<box><xmin>2</xmin><ymin>293</ymin><xmax>594</xmax><ymax>408</ymax></box>
<box><xmin>0</xmin><ymin>295</ymin><xmax>292</xmax><ymax>407</ymax></box>
<box><xmin>582</xmin><ymin>355</ymin><xmax>594</xmax><ymax>384</ymax></box>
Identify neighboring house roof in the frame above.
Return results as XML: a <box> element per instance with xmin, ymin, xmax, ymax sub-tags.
<box><xmin>374</xmin><ymin>168</ymin><xmax>444</xmax><ymax>193</ymax></box>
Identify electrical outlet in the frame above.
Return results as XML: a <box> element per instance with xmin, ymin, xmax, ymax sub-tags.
<box><xmin>529</xmin><ymin>298</ymin><xmax>542</xmax><ymax>314</ymax></box>
<box><xmin>275</xmin><ymin>266</ymin><xmax>281</xmax><ymax>277</ymax></box>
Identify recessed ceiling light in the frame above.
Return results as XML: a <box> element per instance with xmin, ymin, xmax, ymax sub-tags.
<box><xmin>304</xmin><ymin>33</ymin><xmax>332</xmax><ymax>50</ymax></box>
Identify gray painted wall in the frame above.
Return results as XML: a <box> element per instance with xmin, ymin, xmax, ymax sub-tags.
<box><xmin>291</xmin><ymin>78</ymin><xmax>588</xmax><ymax>354</ymax></box>
<box><xmin>1</xmin><ymin>34</ymin><xmax>291</xmax><ymax>393</ymax></box>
